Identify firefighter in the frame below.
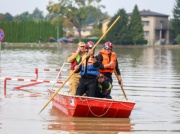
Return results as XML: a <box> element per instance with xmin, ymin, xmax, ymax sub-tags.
<box><xmin>96</xmin><ymin>73</ymin><xmax>112</xmax><ymax>99</ymax></box>
<box><xmin>66</xmin><ymin>41</ymin><xmax>86</xmax><ymax>95</ymax></box>
<box><xmin>75</xmin><ymin>41</ymin><xmax>100</xmax><ymax>97</ymax></box>
<box><xmin>97</xmin><ymin>41</ymin><xmax>123</xmax><ymax>85</ymax></box>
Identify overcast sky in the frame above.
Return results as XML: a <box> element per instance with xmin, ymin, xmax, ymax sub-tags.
<box><xmin>0</xmin><ymin>0</ymin><xmax>175</xmax><ymax>19</ymax></box>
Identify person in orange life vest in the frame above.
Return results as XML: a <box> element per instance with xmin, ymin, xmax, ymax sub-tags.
<box><xmin>75</xmin><ymin>41</ymin><xmax>100</xmax><ymax>97</ymax></box>
<box><xmin>66</xmin><ymin>41</ymin><xmax>86</xmax><ymax>95</ymax></box>
<box><xmin>95</xmin><ymin>73</ymin><xmax>112</xmax><ymax>99</ymax></box>
<box><xmin>97</xmin><ymin>41</ymin><xmax>123</xmax><ymax>85</ymax></box>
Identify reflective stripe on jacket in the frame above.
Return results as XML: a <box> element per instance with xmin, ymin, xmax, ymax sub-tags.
<box><xmin>70</xmin><ymin>54</ymin><xmax>81</xmax><ymax>70</ymax></box>
<box><xmin>98</xmin><ymin>82</ymin><xmax>112</xmax><ymax>92</ymax></box>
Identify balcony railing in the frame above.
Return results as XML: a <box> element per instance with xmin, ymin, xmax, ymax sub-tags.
<box><xmin>155</xmin><ymin>26</ymin><xmax>169</xmax><ymax>30</ymax></box>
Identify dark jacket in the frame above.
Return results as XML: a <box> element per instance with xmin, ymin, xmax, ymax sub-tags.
<box><xmin>96</xmin><ymin>76</ymin><xmax>112</xmax><ymax>99</ymax></box>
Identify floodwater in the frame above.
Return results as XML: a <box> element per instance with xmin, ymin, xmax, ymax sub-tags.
<box><xmin>0</xmin><ymin>44</ymin><xmax>180</xmax><ymax>134</ymax></box>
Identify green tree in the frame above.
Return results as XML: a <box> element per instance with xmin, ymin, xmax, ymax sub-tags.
<box><xmin>13</xmin><ymin>12</ymin><xmax>30</xmax><ymax>22</ymax></box>
<box><xmin>47</xmin><ymin>0</ymin><xmax>104</xmax><ymax>40</ymax></box>
<box><xmin>0</xmin><ymin>13</ymin><xmax>6</xmax><ymax>22</ymax></box>
<box><xmin>91</xmin><ymin>28</ymin><xmax>102</xmax><ymax>37</ymax></box>
<box><xmin>172</xmin><ymin>0</ymin><xmax>180</xmax><ymax>38</ymax></box>
<box><xmin>84</xmin><ymin>9</ymin><xmax>109</xmax><ymax>26</ymax></box>
<box><xmin>51</xmin><ymin>17</ymin><xmax>62</xmax><ymax>39</ymax></box>
<box><xmin>29</xmin><ymin>8</ymin><xmax>45</xmax><ymax>21</ymax></box>
<box><xmin>106</xmin><ymin>9</ymin><xmax>129</xmax><ymax>45</ymax></box>
<box><xmin>0</xmin><ymin>13</ymin><xmax>13</xmax><ymax>22</ymax></box>
<box><xmin>175</xmin><ymin>34</ymin><xmax>180</xmax><ymax>44</ymax></box>
<box><xmin>129</xmin><ymin>5</ymin><xmax>144</xmax><ymax>45</ymax></box>
<box><xmin>13</xmin><ymin>9</ymin><xmax>45</xmax><ymax>22</ymax></box>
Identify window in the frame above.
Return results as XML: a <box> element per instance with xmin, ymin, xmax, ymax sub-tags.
<box><xmin>160</xmin><ymin>21</ymin><xmax>163</xmax><ymax>28</ymax></box>
<box><xmin>143</xmin><ymin>21</ymin><xmax>150</xmax><ymax>26</ymax></box>
<box><xmin>144</xmin><ymin>31</ymin><xmax>149</xmax><ymax>36</ymax></box>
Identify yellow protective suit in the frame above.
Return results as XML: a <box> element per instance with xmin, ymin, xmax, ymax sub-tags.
<box><xmin>67</xmin><ymin>51</ymin><xmax>85</xmax><ymax>95</ymax></box>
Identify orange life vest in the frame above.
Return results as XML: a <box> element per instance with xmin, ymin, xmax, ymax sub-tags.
<box><xmin>99</xmin><ymin>50</ymin><xmax>117</xmax><ymax>73</ymax></box>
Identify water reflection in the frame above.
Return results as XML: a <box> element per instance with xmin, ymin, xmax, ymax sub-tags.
<box><xmin>45</xmin><ymin>106</ymin><xmax>134</xmax><ymax>133</ymax></box>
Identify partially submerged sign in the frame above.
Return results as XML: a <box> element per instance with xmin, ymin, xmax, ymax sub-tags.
<box><xmin>0</xmin><ymin>29</ymin><xmax>5</xmax><ymax>42</ymax></box>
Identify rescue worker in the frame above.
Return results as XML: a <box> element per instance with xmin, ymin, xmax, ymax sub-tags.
<box><xmin>97</xmin><ymin>41</ymin><xmax>123</xmax><ymax>85</ymax></box>
<box><xmin>75</xmin><ymin>41</ymin><xmax>99</xmax><ymax>97</ymax></box>
<box><xmin>66</xmin><ymin>41</ymin><xmax>86</xmax><ymax>95</ymax></box>
<box><xmin>96</xmin><ymin>73</ymin><xmax>112</xmax><ymax>99</ymax></box>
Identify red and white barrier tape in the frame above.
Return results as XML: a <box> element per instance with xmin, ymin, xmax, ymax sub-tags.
<box><xmin>0</xmin><ymin>77</ymin><xmax>66</xmax><ymax>95</ymax></box>
<box><xmin>39</xmin><ymin>68</ymin><xmax>70</xmax><ymax>72</ymax></box>
<box><xmin>0</xmin><ymin>77</ymin><xmax>64</xmax><ymax>84</ymax></box>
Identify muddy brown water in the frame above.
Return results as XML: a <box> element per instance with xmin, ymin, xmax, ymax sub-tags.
<box><xmin>0</xmin><ymin>45</ymin><xmax>180</xmax><ymax>134</ymax></box>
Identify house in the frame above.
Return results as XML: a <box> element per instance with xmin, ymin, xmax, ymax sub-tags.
<box><xmin>102</xmin><ymin>10</ymin><xmax>170</xmax><ymax>46</ymax></box>
<box><xmin>73</xmin><ymin>28</ymin><xmax>92</xmax><ymax>37</ymax></box>
<box><xmin>63</xmin><ymin>27</ymin><xmax>92</xmax><ymax>38</ymax></box>
<box><xmin>101</xmin><ymin>18</ymin><xmax>111</xmax><ymax>35</ymax></box>
<box><xmin>63</xmin><ymin>23</ymin><xmax>94</xmax><ymax>38</ymax></box>
<box><xmin>136</xmin><ymin>9</ymin><xmax>170</xmax><ymax>45</ymax></box>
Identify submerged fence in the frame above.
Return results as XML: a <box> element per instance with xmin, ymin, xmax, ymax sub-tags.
<box><xmin>0</xmin><ymin>63</ymin><xmax>71</xmax><ymax>95</ymax></box>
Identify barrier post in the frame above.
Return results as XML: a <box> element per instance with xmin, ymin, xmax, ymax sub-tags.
<box><xmin>4</xmin><ymin>78</ymin><xmax>7</xmax><ymax>95</ymax></box>
<box><xmin>35</xmin><ymin>68</ymin><xmax>38</xmax><ymax>79</ymax></box>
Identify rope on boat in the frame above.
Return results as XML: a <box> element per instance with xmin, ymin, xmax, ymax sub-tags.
<box><xmin>118</xmin><ymin>101</ymin><xmax>134</xmax><ymax>109</ymax></box>
<box><xmin>79</xmin><ymin>97</ymin><xmax>113</xmax><ymax>117</ymax></box>
<box><xmin>78</xmin><ymin>96</ymin><xmax>134</xmax><ymax>117</ymax></box>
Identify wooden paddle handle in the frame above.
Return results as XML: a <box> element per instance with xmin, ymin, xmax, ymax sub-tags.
<box><xmin>114</xmin><ymin>68</ymin><xmax>128</xmax><ymax>100</ymax></box>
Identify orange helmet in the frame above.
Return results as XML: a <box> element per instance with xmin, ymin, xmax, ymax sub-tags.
<box><xmin>104</xmin><ymin>41</ymin><xmax>113</xmax><ymax>50</ymax></box>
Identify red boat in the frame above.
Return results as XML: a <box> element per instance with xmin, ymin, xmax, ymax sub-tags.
<box><xmin>49</xmin><ymin>89</ymin><xmax>135</xmax><ymax>118</ymax></box>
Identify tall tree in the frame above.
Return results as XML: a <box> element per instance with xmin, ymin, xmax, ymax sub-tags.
<box><xmin>13</xmin><ymin>11</ymin><xmax>30</xmax><ymax>22</ymax></box>
<box><xmin>0</xmin><ymin>13</ymin><xmax>13</xmax><ymax>22</ymax></box>
<box><xmin>106</xmin><ymin>9</ymin><xmax>129</xmax><ymax>45</ymax></box>
<box><xmin>0</xmin><ymin>13</ymin><xmax>6</xmax><ymax>22</ymax></box>
<box><xmin>29</xmin><ymin>8</ymin><xmax>45</xmax><ymax>21</ymax></box>
<box><xmin>13</xmin><ymin>9</ymin><xmax>45</xmax><ymax>22</ymax></box>
<box><xmin>129</xmin><ymin>5</ymin><xmax>144</xmax><ymax>45</ymax></box>
<box><xmin>172</xmin><ymin>0</ymin><xmax>180</xmax><ymax>38</ymax></box>
<box><xmin>47</xmin><ymin>0</ymin><xmax>104</xmax><ymax>40</ymax></box>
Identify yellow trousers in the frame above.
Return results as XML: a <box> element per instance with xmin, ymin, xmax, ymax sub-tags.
<box><xmin>69</xmin><ymin>70</ymin><xmax>81</xmax><ymax>95</ymax></box>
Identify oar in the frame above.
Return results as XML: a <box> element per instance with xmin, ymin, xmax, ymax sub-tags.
<box><xmin>114</xmin><ymin>68</ymin><xmax>128</xmax><ymax>100</ymax></box>
<box><xmin>38</xmin><ymin>16</ymin><xmax>121</xmax><ymax>115</ymax></box>
<box><xmin>49</xmin><ymin>62</ymin><xmax>69</xmax><ymax>90</ymax></box>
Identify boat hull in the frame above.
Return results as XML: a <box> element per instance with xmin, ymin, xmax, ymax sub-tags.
<box><xmin>49</xmin><ymin>89</ymin><xmax>135</xmax><ymax>118</ymax></box>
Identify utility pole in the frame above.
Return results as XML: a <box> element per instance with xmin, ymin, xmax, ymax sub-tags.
<box><xmin>57</xmin><ymin>23</ymin><xmax>59</xmax><ymax>40</ymax></box>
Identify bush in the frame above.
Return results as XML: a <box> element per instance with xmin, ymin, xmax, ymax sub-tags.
<box><xmin>175</xmin><ymin>34</ymin><xmax>180</xmax><ymax>44</ymax></box>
